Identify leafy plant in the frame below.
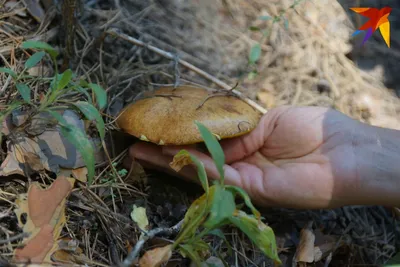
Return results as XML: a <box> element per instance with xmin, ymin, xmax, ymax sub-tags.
<box><xmin>246</xmin><ymin>0</ymin><xmax>305</xmax><ymax>79</ymax></box>
<box><xmin>170</xmin><ymin>122</ymin><xmax>281</xmax><ymax>266</ymax></box>
<box><xmin>0</xmin><ymin>40</ymin><xmax>107</xmax><ymax>184</ymax></box>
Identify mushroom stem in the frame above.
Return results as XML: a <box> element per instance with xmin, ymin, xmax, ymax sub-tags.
<box><xmin>106</xmin><ymin>28</ymin><xmax>267</xmax><ymax>114</ymax></box>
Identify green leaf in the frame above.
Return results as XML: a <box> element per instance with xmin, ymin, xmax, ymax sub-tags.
<box><xmin>179</xmin><ymin>244</ymin><xmax>203</xmax><ymax>266</ymax></box>
<box><xmin>88</xmin><ymin>83</ymin><xmax>107</xmax><ymax>109</ymax></box>
<box><xmin>195</xmin><ymin>122</ymin><xmax>225</xmax><ymax>183</ymax></box>
<box><xmin>57</xmin><ymin>69</ymin><xmax>73</xmax><ymax>90</ymax></box>
<box><xmin>284</xmin><ymin>17</ymin><xmax>289</xmax><ymax>30</ymax></box>
<box><xmin>247</xmin><ymin>70</ymin><xmax>258</xmax><ymax>80</ymax></box>
<box><xmin>79</xmin><ymin>79</ymin><xmax>89</xmax><ymax>87</ymax></box>
<box><xmin>249</xmin><ymin>44</ymin><xmax>261</xmax><ymax>63</ymax></box>
<box><xmin>259</xmin><ymin>15</ymin><xmax>271</xmax><ymax>20</ymax></box>
<box><xmin>204</xmin><ymin>188</ymin><xmax>235</xmax><ymax>228</ymax></box>
<box><xmin>16</xmin><ymin>83</ymin><xmax>31</xmax><ymax>103</ymax></box>
<box><xmin>229</xmin><ymin>210</ymin><xmax>281</xmax><ymax>265</ymax></box>
<box><xmin>72</xmin><ymin>101</ymin><xmax>105</xmax><ymax>140</ymax></box>
<box><xmin>25</xmin><ymin>51</ymin><xmax>46</xmax><ymax>69</ymax></box>
<box><xmin>177</xmin><ymin>185</ymin><xmax>217</xmax><ymax>242</ymax></box>
<box><xmin>46</xmin><ymin>110</ymin><xmax>95</xmax><ymax>184</ymax></box>
<box><xmin>0</xmin><ymin>67</ymin><xmax>17</xmax><ymax>78</ymax></box>
<box><xmin>21</xmin><ymin>40</ymin><xmax>58</xmax><ymax>58</ymax></box>
<box><xmin>249</xmin><ymin>26</ymin><xmax>260</xmax><ymax>31</ymax></box>
<box><xmin>226</xmin><ymin>185</ymin><xmax>260</xmax><ymax>220</ymax></box>
<box><xmin>189</xmin><ymin>152</ymin><xmax>209</xmax><ymax>195</ymax></box>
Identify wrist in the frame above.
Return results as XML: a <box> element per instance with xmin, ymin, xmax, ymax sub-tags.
<box><xmin>352</xmin><ymin>122</ymin><xmax>400</xmax><ymax>206</ymax></box>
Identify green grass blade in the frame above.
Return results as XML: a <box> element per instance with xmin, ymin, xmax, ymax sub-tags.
<box><xmin>88</xmin><ymin>83</ymin><xmax>107</xmax><ymax>109</ymax></box>
<box><xmin>195</xmin><ymin>121</ymin><xmax>225</xmax><ymax>183</ymax></box>
<box><xmin>25</xmin><ymin>51</ymin><xmax>46</xmax><ymax>69</ymax></box>
<box><xmin>16</xmin><ymin>83</ymin><xmax>31</xmax><ymax>103</ymax></box>
<box><xmin>73</xmin><ymin>101</ymin><xmax>105</xmax><ymax>140</ymax></box>
<box><xmin>46</xmin><ymin>110</ymin><xmax>95</xmax><ymax>184</ymax></box>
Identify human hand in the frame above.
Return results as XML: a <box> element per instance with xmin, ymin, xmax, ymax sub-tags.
<box><xmin>126</xmin><ymin>105</ymin><xmax>394</xmax><ymax>209</ymax></box>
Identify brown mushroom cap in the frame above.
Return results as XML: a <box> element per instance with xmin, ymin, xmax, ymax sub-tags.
<box><xmin>116</xmin><ymin>86</ymin><xmax>262</xmax><ymax>145</ymax></box>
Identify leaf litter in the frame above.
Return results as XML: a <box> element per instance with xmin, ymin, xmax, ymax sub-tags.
<box><xmin>13</xmin><ymin>176</ymin><xmax>75</xmax><ymax>264</ymax></box>
<box><xmin>0</xmin><ymin>109</ymin><xmax>105</xmax><ymax>177</ymax></box>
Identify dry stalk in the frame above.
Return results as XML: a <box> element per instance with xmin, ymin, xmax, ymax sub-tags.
<box><xmin>120</xmin><ymin>219</ymin><xmax>184</xmax><ymax>267</ymax></box>
<box><xmin>105</xmin><ymin>28</ymin><xmax>267</xmax><ymax>114</ymax></box>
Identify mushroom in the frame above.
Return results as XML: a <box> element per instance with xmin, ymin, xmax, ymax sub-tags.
<box><xmin>116</xmin><ymin>85</ymin><xmax>262</xmax><ymax>145</ymax></box>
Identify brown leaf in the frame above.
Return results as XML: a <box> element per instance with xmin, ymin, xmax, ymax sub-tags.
<box><xmin>28</xmin><ymin>176</ymin><xmax>73</xmax><ymax>228</ymax></box>
<box><xmin>13</xmin><ymin>176</ymin><xmax>75</xmax><ymax>264</ymax></box>
<box><xmin>71</xmin><ymin>167</ymin><xmax>88</xmax><ymax>183</ymax></box>
<box><xmin>22</xmin><ymin>0</ymin><xmax>45</xmax><ymax>22</ymax></box>
<box><xmin>0</xmin><ymin>154</ymin><xmax>25</xmax><ymax>176</ymax></box>
<box><xmin>295</xmin><ymin>222</ymin><xmax>315</xmax><ymax>263</ymax></box>
<box><xmin>169</xmin><ymin>151</ymin><xmax>192</xmax><ymax>172</ymax></box>
<box><xmin>1</xmin><ymin>110</ymin><xmax>105</xmax><ymax>177</ymax></box>
<box><xmin>4</xmin><ymin>1</ymin><xmax>27</xmax><ymax>17</ymax></box>
<box><xmin>50</xmin><ymin>237</ymin><xmax>87</xmax><ymax>265</ymax></box>
<box><xmin>1</xmin><ymin>114</ymin><xmax>14</xmax><ymax>135</ymax></box>
<box><xmin>257</xmin><ymin>91</ymin><xmax>275</xmax><ymax>108</ymax></box>
<box><xmin>313</xmin><ymin>229</ymin><xmax>339</xmax><ymax>262</ymax></box>
<box><xmin>24</xmin><ymin>152</ymin><xmax>46</xmax><ymax>172</ymax></box>
<box><xmin>14</xmin><ymin>224</ymin><xmax>54</xmax><ymax>263</ymax></box>
<box><xmin>139</xmin><ymin>244</ymin><xmax>173</xmax><ymax>267</ymax></box>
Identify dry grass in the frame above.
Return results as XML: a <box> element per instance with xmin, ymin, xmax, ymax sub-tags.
<box><xmin>0</xmin><ymin>0</ymin><xmax>400</xmax><ymax>266</ymax></box>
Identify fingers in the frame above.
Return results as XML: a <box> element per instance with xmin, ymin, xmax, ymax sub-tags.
<box><xmin>127</xmin><ymin>142</ymin><xmax>244</xmax><ymax>188</ymax></box>
<box><xmin>127</xmin><ymin>142</ymin><xmax>200</xmax><ymax>184</ymax></box>
<box><xmin>219</xmin><ymin>106</ymin><xmax>292</xmax><ymax>163</ymax></box>
<box><xmin>162</xmin><ymin>146</ymin><xmax>243</xmax><ymax>187</ymax></box>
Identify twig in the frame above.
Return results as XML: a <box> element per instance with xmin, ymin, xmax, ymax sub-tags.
<box><xmin>120</xmin><ymin>219</ymin><xmax>184</xmax><ymax>267</ymax></box>
<box><xmin>106</xmin><ymin>28</ymin><xmax>267</xmax><ymax>114</ymax></box>
<box><xmin>0</xmin><ymin>232</ymin><xmax>29</xmax><ymax>245</ymax></box>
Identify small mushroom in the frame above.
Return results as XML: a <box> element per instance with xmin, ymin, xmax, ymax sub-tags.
<box><xmin>116</xmin><ymin>86</ymin><xmax>262</xmax><ymax>145</ymax></box>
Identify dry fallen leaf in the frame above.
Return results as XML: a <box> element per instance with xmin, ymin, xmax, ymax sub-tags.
<box><xmin>138</xmin><ymin>244</ymin><xmax>173</xmax><ymax>267</ymax></box>
<box><xmin>313</xmin><ymin>229</ymin><xmax>339</xmax><ymax>262</ymax></box>
<box><xmin>257</xmin><ymin>91</ymin><xmax>275</xmax><ymax>108</ymax></box>
<box><xmin>21</xmin><ymin>0</ymin><xmax>45</xmax><ymax>22</ymax></box>
<box><xmin>169</xmin><ymin>151</ymin><xmax>193</xmax><ymax>172</ymax></box>
<box><xmin>131</xmin><ymin>205</ymin><xmax>149</xmax><ymax>231</ymax></box>
<box><xmin>13</xmin><ymin>176</ymin><xmax>75</xmax><ymax>264</ymax></box>
<box><xmin>50</xmin><ymin>238</ymin><xmax>87</xmax><ymax>265</ymax></box>
<box><xmin>0</xmin><ymin>110</ymin><xmax>105</xmax><ymax>177</ymax></box>
<box><xmin>71</xmin><ymin>167</ymin><xmax>88</xmax><ymax>183</ymax></box>
<box><xmin>5</xmin><ymin>0</ymin><xmax>27</xmax><ymax>17</ymax></box>
<box><xmin>295</xmin><ymin>221</ymin><xmax>315</xmax><ymax>263</ymax></box>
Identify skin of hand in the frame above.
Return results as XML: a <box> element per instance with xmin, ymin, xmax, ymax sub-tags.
<box><xmin>126</xmin><ymin>105</ymin><xmax>400</xmax><ymax>209</ymax></box>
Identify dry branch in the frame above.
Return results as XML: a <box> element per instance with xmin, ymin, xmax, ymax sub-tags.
<box><xmin>106</xmin><ymin>28</ymin><xmax>267</xmax><ymax>114</ymax></box>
